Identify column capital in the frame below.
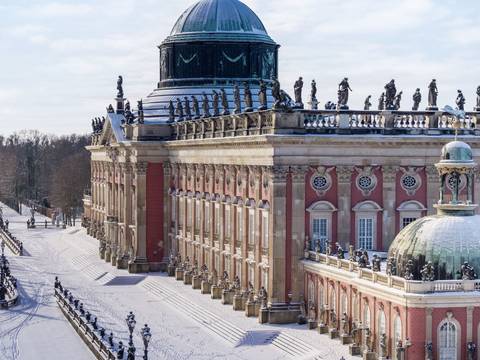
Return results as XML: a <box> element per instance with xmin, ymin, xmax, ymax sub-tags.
<box><xmin>336</xmin><ymin>166</ymin><xmax>354</xmax><ymax>183</ymax></box>
<box><xmin>426</xmin><ymin>165</ymin><xmax>439</xmax><ymax>182</ymax></box>
<box><xmin>291</xmin><ymin>165</ymin><xmax>309</xmax><ymax>182</ymax></box>
<box><xmin>382</xmin><ymin>165</ymin><xmax>398</xmax><ymax>183</ymax></box>
<box><xmin>134</xmin><ymin>162</ymin><xmax>148</xmax><ymax>176</ymax></box>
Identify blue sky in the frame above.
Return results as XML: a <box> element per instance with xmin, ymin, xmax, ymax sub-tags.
<box><xmin>1</xmin><ymin>0</ymin><xmax>479</xmax><ymax>135</ymax></box>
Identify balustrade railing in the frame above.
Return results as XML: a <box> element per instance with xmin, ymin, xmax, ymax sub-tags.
<box><xmin>304</xmin><ymin>251</ymin><xmax>480</xmax><ymax>294</ymax></box>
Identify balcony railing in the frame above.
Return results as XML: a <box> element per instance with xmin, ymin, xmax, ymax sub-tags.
<box><xmin>170</xmin><ymin>109</ymin><xmax>480</xmax><ymax>140</ymax></box>
<box><xmin>304</xmin><ymin>251</ymin><xmax>480</xmax><ymax>294</ymax></box>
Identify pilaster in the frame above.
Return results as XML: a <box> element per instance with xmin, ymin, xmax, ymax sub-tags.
<box><xmin>382</xmin><ymin>166</ymin><xmax>397</xmax><ymax>250</ymax></box>
<box><xmin>337</xmin><ymin>166</ymin><xmax>353</xmax><ymax>247</ymax></box>
<box><xmin>426</xmin><ymin>165</ymin><xmax>439</xmax><ymax>215</ymax></box>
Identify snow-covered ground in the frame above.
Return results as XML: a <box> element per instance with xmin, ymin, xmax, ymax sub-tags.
<box><xmin>0</xmin><ymin>204</ymin><xmax>356</xmax><ymax>360</ymax></box>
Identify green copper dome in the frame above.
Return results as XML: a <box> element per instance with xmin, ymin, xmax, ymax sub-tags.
<box><xmin>388</xmin><ymin>215</ymin><xmax>480</xmax><ymax>280</ymax></box>
<box><xmin>165</xmin><ymin>0</ymin><xmax>275</xmax><ymax>44</ymax></box>
<box><xmin>440</xmin><ymin>141</ymin><xmax>473</xmax><ymax>163</ymax></box>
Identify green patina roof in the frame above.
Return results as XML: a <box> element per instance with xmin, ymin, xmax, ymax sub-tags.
<box><xmin>164</xmin><ymin>0</ymin><xmax>276</xmax><ymax>44</ymax></box>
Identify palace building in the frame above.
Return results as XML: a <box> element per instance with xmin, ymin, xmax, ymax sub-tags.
<box><xmin>84</xmin><ymin>0</ymin><xmax>480</xmax><ymax>358</ymax></box>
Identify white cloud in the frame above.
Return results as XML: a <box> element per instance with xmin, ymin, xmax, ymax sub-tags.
<box><xmin>29</xmin><ymin>2</ymin><xmax>94</xmax><ymax>17</ymax></box>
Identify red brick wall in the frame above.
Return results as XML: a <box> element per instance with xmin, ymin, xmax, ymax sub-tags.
<box><xmin>146</xmin><ymin>163</ymin><xmax>164</xmax><ymax>263</ymax></box>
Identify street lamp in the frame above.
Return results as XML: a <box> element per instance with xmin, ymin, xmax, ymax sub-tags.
<box><xmin>126</xmin><ymin>311</ymin><xmax>136</xmax><ymax>346</ymax></box>
<box><xmin>141</xmin><ymin>324</ymin><xmax>152</xmax><ymax>360</ymax></box>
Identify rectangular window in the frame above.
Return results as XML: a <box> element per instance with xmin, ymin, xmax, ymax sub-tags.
<box><xmin>195</xmin><ymin>200</ymin><xmax>201</xmax><ymax>229</ymax></box>
<box><xmin>402</xmin><ymin>217</ymin><xmax>417</xmax><ymax>229</ymax></box>
<box><xmin>204</xmin><ymin>202</ymin><xmax>210</xmax><ymax>235</ymax></box>
<box><xmin>358</xmin><ymin>218</ymin><xmax>373</xmax><ymax>250</ymax></box>
<box><xmin>215</xmin><ymin>204</ymin><xmax>220</xmax><ymax>236</ymax></box>
<box><xmin>225</xmin><ymin>206</ymin><xmax>231</xmax><ymax>240</ymax></box>
<box><xmin>248</xmin><ymin>210</ymin><xmax>255</xmax><ymax>245</ymax></box>
<box><xmin>262</xmin><ymin>212</ymin><xmax>269</xmax><ymax>248</ymax></box>
<box><xmin>311</xmin><ymin>218</ymin><xmax>328</xmax><ymax>251</ymax></box>
<box><xmin>236</xmin><ymin>208</ymin><xmax>243</xmax><ymax>244</ymax></box>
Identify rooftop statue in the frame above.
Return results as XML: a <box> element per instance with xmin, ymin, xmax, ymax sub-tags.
<box><xmin>456</xmin><ymin>89</ymin><xmax>465</xmax><ymax>111</ymax></box>
<box><xmin>212</xmin><ymin>90</ymin><xmax>220</xmax><ymax>117</ymax></box>
<box><xmin>325</xmin><ymin>101</ymin><xmax>336</xmax><ymax>110</ymax></box>
<box><xmin>378</xmin><ymin>92</ymin><xmax>385</xmax><ymax>111</ymax></box>
<box><xmin>427</xmin><ymin>79</ymin><xmax>438</xmax><ymax>110</ymax></box>
<box><xmin>168</xmin><ymin>100</ymin><xmax>175</xmax><ymax>122</ymax></box>
<box><xmin>476</xmin><ymin>86</ymin><xmax>480</xmax><ymax>111</ymax></box>
<box><xmin>117</xmin><ymin>75</ymin><xmax>124</xmax><ymax>98</ymax></box>
<box><xmin>125</xmin><ymin>101</ymin><xmax>131</xmax><ymax>112</ymax></box>
<box><xmin>371</xmin><ymin>254</ymin><xmax>381</xmax><ymax>272</ymax></box>
<box><xmin>364</xmin><ymin>95</ymin><xmax>372</xmax><ymax>111</ymax></box>
<box><xmin>420</xmin><ymin>261</ymin><xmax>435</xmax><ymax>281</ymax></box>
<box><xmin>258</xmin><ymin>80</ymin><xmax>268</xmax><ymax>110</ymax></box>
<box><xmin>184</xmin><ymin>96</ymin><xmax>192</xmax><ymax>120</ymax></box>
<box><xmin>233</xmin><ymin>84</ymin><xmax>241</xmax><ymax>114</ymax></box>
<box><xmin>220</xmin><ymin>88</ymin><xmax>229</xmax><ymax>115</ymax></box>
<box><xmin>279</xmin><ymin>90</ymin><xmax>293</xmax><ymax>110</ymax></box>
<box><xmin>386</xmin><ymin>256</ymin><xmax>397</xmax><ymax>276</ymax></box>
<box><xmin>460</xmin><ymin>261</ymin><xmax>477</xmax><ymax>280</ymax></box>
<box><xmin>191</xmin><ymin>96</ymin><xmax>200</xmax><ymax>119</ymax></box>
<box><xmin>137</xmin><ymin>99</ymin><xmax>144</xmax><ymax>124</ymax></box>
<box><xmin>337</xmin><ymin>77</ymin><xmax>352</xmax><ymax>110</ymax></box>
<box><xmin>294</xmin><ymin>76</ymin><xmax>304</xmax><ymax>109</ymax></box>
<box><xmin>244</xmin><ymin>82</ymin><xmax>253</xmax><ymax>112</ymax></box>
<box><xmin>404</xmin><ymin>259</ymin><xmax>414</xmax><ymax>280</ymax></box>
<box><xmin>202</xmin><ymin>92</ymin><xmax>211</xmax><ymax>118</ymax></box>
<box><xmin>412</xmin><ymin>88</ymin><xmax>422</xmax><ymax>110</ymax></box>
<box><xmin>107</xmin><ymin>104</ymin><xmax>115</xmax><ymax>113</ymax></box>
<box><xmin>271</xmin><ymin>77</ymin><xmax>281</xmax><ymax>109</ymax></box>
<box><xmin>394</xmin><ymin>91</ymin><xmax>403</xmax><ymax>110</ymax></box>
<box><xmin>175</xmin><ymin>98</ymin><xmax>184</xmax><ymax>121</ymax></box>
<box><xmin>384</xmin><ymin>79</ymin><xmax>397</xmax><ymax>110</ymax></box>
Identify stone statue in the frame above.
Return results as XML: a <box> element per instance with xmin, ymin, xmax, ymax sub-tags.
<box><xmin>202</xmin><ymin>92</ymin><xmax>211</xmax><ymax>118</ymax></box>
<box><xmin>460</xmin><ymin>261</ymin><xmax>477</xmax><ymax>280</ymax></box>
<box><xmin>117</xmin><ymin>75</ymin><xmax>124</xmax><ymax>98</ymax></box>
<box><xmin>358</xmin><ymin>250</ymin><xmax>368</xmax><ymax>268</ymax></box>
<box><xmin>280</xmin><ymin>90</ymin><xmax>293</xmax><ymax>110</ymax></box>
<box><xmin>329</xmin><ymin>310</ymin><xmax>337</xmax><ymax>328</ymax></box>
<box><xmin>125</xmin><ymin>101</ymin><xmax>131</xmax><ymax>113</ymax></box>
<box><xmin>396</xmin><ymin>340</ymin><xmax>404</xmax><ymax>360</ymax></box>
<box><xmin>384</xmin><ymin>79</ymin><xmax>397</xmax><ymax>110</ymax></box>
<box><xmin>175</xmin><ymin>98</ymin><xmax>184</xmax><ymax>120</ymax></box>
<box><xmin>341</xmin><ymin>312</ymin><xmax>349</xmax><ymax>335</ymax></box>
<box><xmin>337</xmin><ymin>77</ymin><xmax>352</xmax><ymax>109</ymax></box>
<box><xmin>183</xmin><ymin>97</ymin><xmax>192</xmax><ymax>120</ymax></box>
<box><xmin>349</xmin><ymin>245</ymin><xmax>355</xmax><ymax>262</ymax></box>
<box><xmin>404</xmin><ymin>259</ymin><xmax>415</xmax><ymax>280</ymax></box>
<box><xmin>319</xmin><ymin>305</ymin><xmax>327</xmax><ymax>325</ymax></box>
<box><xmin>425</xmin><ymin>341</ymin><xmax>433</xmax><ymax>360</ymax></box>
<box><xmin>394</xmin><ymin>91</ymin><xmax>403</xmax><ymax>110</ymax></box>
<box><xmin>244</xmin><ymin>82</ymin><xmax>253</xmax><ymax>112</ymax></box>
<box><xmin>168</xmin><ymin>100</ymin><xmax>175</xmax><ymax>122</ymax></box>
<box><xmin>476</xmin><ymin>86</ymin><xmax>480</xmax><ymax>111</ymax></box>
<box><xmin>379</xmin><ymin>333</ymin><xmax>387</xmax><ymax>357</ymax></box>
<box><xmin>191</xmin><ymin>96</ymin><xmax>200</xmax><ymax>119</ymax></box>
<box><xmin>137</xmin><ymin>99</ymin><xmax>144</xmax><ymax>124</ymax></box>
<box><xmin>294</xmin><ymin>77</ymin><xmax>304</xmax><ymax>108</ymax></box>
<box><xmin>352</xmin><ymin>322</ymin><xmax>361</xmax><ymax>346</ymax></box>
<box><xmin>107</xmin><ymin>104</ymin><xmax>115</xmax><ymax>113</ymax></box>
<box><xmin>310</xmin><ymin>79</ymin><xmax>318</xmax><ymax>109</ymax></box>
<box><xmin>386</xmin><ymin>256</ymin><xmax>397</xmax><ymax>276</ymax></box>
<box><xmin>420</xmin><ymin>261</ymin><xmax>435</xmax><ymax>281</ymax></box>
<box><xmin>209</xmin><ymin>268</ymin><xmax>218</xmax><ymax>285</ymax></box>
<box><xmin>364</xmin><ymin>95</ymin><xmax>372</xmax><ymax>110</ymax></box>
<box><xmin>336</xmin><ymin>243</ymin><xmax>344</xmax><ymax>259</ymax></box>
<box><xmin>378</xmin><ymin>92</ymin><xmax>385</xmax><ymax>111</ymax></box>
<box><xmin>456</xmin><ymin>89</ymin><xmax>466</xmax><ymax>111</ymax></box>
<box><xmin>326</xmin><ymin>241</ymin><xmax>331</xmax><ymax>256</ymax></box>
<box><xmin>467</xmin><ymin>341</ymin><xmax>476</xmax><ymax>360</ymax></box>
<box><xmin>412</xmin><ymin>88</ymin><xmax>422</xmax><ymax>110</ymax></box>
<box><xmin>220</xmin><ymin>88</ymin><xmax>229</xmax><ymax>115</ymax></box>
<box><xmin>427</xmin><ymin>79</ymin><xmax>438</xmax><ymax>109</ymax></box>
<box><xmin>212</xmin><ymin>90</ymin><xmax>220</xmax><ymax>117</ymax></box>
<box><xmin>258</xmin><ymin>80</ymin><xmax>268</xmax><ymax>110</ymax></box>
<box><xmin>371</xmin><ymin>254</ymin><xmax>381</xmax><ymax>272</ymax></box>
<box><xmin>364</xmin><ymin>328</ymin><xmax>372</xmax><ymax>352</ymax></box>
<box><xmin>258</xmin><ymin>286</ymin><xmax>268</xmax><ymax>309</ymax></box>
<box><xmin>233</xmin><ymin>84</ymin><xmax>241</xmax><ymax>114</ymax></box>
<box><xmin>271</xmin><ymin>77</ymin><xmax>282</xmax><ymax>109</ymax></box>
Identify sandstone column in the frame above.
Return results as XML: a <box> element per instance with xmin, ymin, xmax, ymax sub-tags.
<box><xmin>128</xmin><ymin>161</ymin><xmax>149</xmax><ymax>273</ymax></box>
<box><xmin>290</xmin><ymin>166</ymin><xmax>307</xmax><ymax>301</ymax></box>
<box><xmin>163</xmin><ymin>161</ymin><xmax>172</xmax><ymax>267</ymax></box>
<box><xmin>426</xmin><ymin>165</ymin><xmax>440</xmax><ymax>215</ymax></box>
<box><xmin>337</xmin><ymin>166</ymin><xmax>353</xmax><ymax>247</ymax></box>
<box><xmin>269</xmin><ymin>165</ymin><xmax>289</xmax><ymax>304</ymax></box>
<box><xmin>382</xmin><ymin>166</ymin><xmax>397</xmax><ymax>250</ymax></box>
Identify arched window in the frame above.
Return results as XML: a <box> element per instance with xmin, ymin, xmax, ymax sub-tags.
<box><xmin>308</xmin><ymin>279</ymin><xmax>315</xmax><ymax>303</ymax></box>
<box><xmin>393</xmin><ymin>316</ymin><xmax>402</xmax><ymax>360</ymax></box>
<box><xmin>352</xmin><ymin>201</ymin><xmax>382</xmax><ymax>250</ymax></box>
<box><xmin>341</xmin><ymin>292</ymin><xmax>348</xmax><ymax>315</ymax></box>
<box><xmin>439</xmin><ymin>319</ymin><xmax>458</xmax><ymax>360</ymax></box>
<box><xmin>330</xmin><ymin>286</ymin><xmax>336</xmax><ymax>313</ymax></box>
<box><xmin>397</xmin><ymin>200</ymin><xmax>427</xmax><ymax>229</ymax></box>
<box><xmin>307</xmin><ymin>201</ymin><xmax>337</xmax><ymax>252</ymax></box>
<box><xmin>363</xmin><ymin>304</ymin><xmax>371</xmax><ymax>328</ymax></box>
<box><xmin>377</xmin><ymin>310</ymin><xmax>386</xmax><ymax>353</ymax></box>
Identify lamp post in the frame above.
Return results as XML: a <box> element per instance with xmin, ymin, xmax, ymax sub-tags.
<box><xmin>126</xmin><ymin>311</ymin><xmax>136</xmax><ymax>346</ymax></box>
<box><xmin>141</xmin><ymin>323</ymin><xmax>152</xmax><ymax>360</ymax></box>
